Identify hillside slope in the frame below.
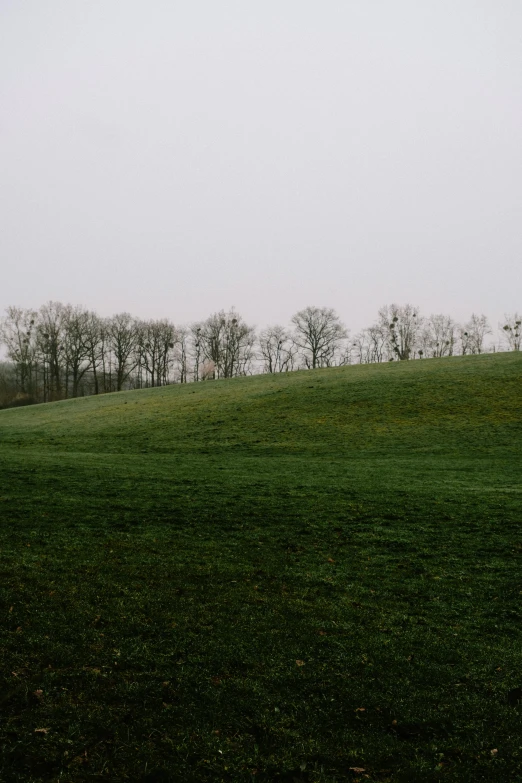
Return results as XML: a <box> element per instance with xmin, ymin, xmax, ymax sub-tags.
<box><xmin>1</xmin><ymin>353</ymin><xmax>521</xmax><ymax>782</ymax></box>
<box><xmin>1</xmin><ymin>352</ymin><xmax>521</xmax><ymax>457</ymax></box>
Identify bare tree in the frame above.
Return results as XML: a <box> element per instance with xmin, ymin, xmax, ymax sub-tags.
<box><xmin>368</xmin><ymin>324</ymin><xmax>387</xmax><ymax>362</ymax></box>
<box><xmin>190</xmin><ymin>325</ymin><xmax>203</xmax><ymax>382</ymax></box>
<box><xmin>62</xmin><ymin>306</ymin><xmax>94</xmax><ymax>397</ymax></box>
<box><xmin>291</xmin><ymin>306</ymin><xmax>347</xmax><ymax>369</ymax></box>
<box><xmin>0</xmin><ymin>306</ymin><xmax>38</xmax><ymax>394</ymax></box>
<box><xmin>501</xmin><ymin>314</ymin><xmax>521</xmax><ymax>351</ymax></box>
<box><xmin>82</xmin><ymin>311</ymin><xmax>106</xmax><ymax>395</ymax></box>
<box><xmin>418</xmin><ymin>314</ymin><xmax>457</xmax><ymax>359</ymax></box>
<box><xmin>258</xmin><ymin>325</ymin><xmax>297</xmax><ymax>373</ymax></box>
<box><xmin>351</xmin><ymin>332</ymin><xmax>369</xmax><ymax>365</ymax></box>
<box><xmin>137</xmin><ymin>319</ymin><xmax>176</xmax><ymax>387</ymax></box>
<box><xmin>98</xmin><ymin>318</ymin><xmax>116</xmax><ymax>392</ymax></box>
<box><xmin>195</xmin><ymin>310</ymin><xmax>256</xmax><ymax>379</ymax></box>
<box><xmin>37</xmin><ymin>301</ymin><xmax>69</xmax><ymax>400</ymax></box>
<box><xmin>108</xmin><ymin>313</ymin><xmax>140</xmax><ymax>391</ymax></box>
<box><xmin>173</xmin><ymin>326</ymin><xmax>190</xmax><ymax>383</ymax></box>
<box><xmin>377</xmin><ymin>304</ymin><xmax>421</xmax><ymax>361</ymax></box>
<box><xmin>459</xmin><ymin>314</ymin><xmax>491</xmax><ymax>355</ymax></box>
<box><xmin>352</xmin><ymin>324</ymin><xmax>387</xmax><ymax>364</ymax></box>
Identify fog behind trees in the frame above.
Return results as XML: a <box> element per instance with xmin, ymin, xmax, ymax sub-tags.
<box><xmin>1</xmin><ymin>302</ymin><xmax>519</xmax><ymax>408</ymax></box>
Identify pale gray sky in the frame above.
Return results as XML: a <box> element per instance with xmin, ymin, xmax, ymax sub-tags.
<box><xmin>1</xmin><ymin>0</ymin><xmax>521</xmax><ymax>333</ymax></box>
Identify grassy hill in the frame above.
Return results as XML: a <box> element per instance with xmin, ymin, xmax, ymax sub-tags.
<box><xmin>1</xmin><ymin>353</ymin><xmax>521</xmax><ymax>782</ymax></box>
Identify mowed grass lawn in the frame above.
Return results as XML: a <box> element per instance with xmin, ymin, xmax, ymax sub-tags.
<box><xmin>0</xmin><ymin>353</ymin><xmax>521</xmax><ymax>782</ymax></box>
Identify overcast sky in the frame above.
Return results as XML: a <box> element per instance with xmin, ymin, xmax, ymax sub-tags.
<box><xmin>1</xmin><ymin>0</ymin><xmax>521</xmax><ymax>334</ymax></box>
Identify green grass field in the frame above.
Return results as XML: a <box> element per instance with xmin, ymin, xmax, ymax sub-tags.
<box><xmin>1</xmin><ymin>353</ymin><xmax>521</xmax><ymax>782</ymax></box>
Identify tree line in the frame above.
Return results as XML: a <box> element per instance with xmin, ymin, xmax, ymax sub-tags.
<box><xmin>0</xmin><ymin>301</ymin><xmax>520</xmax><ymax>407</ymax></box>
